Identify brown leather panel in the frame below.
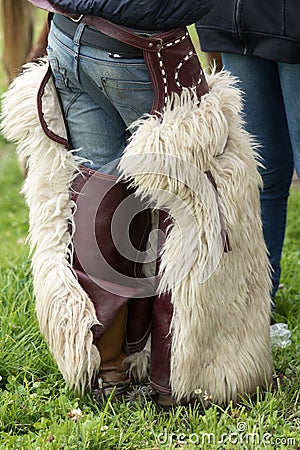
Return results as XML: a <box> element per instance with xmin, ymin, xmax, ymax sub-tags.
<box><xmin>71</xmin><ymin>166</ymin><xmax>153</xmax><ymax>346</ymax></box>
<box><xmin>150</xmin><ymin>291</ymin><xmax>173</xmax><ymax>394</ymax></box>
<box><xmin>75</xmin><ymin>269</ymin><xmax>132</xmax><ymax>343</ymax></box>
<box><xmin>150</xmin><ymin>212</ymin><xmax>173</xmax><ymax>394</ymax></box>
<box><xmin>124</xmin><ymin>297</ymin><xmax>152</xmax><ymax>354</ymax></box>
<box><xmin>72</xmin><ymin>166</ymin><xmax>151</xmax><ymax>288</ymax></box>
<box><xmin>144</xmin><ymin>34</ymin><xmax>209</xmax><ymax>113</ymax></box>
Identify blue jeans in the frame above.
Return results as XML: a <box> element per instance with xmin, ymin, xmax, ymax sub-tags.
<box><xmin>222</xmin><ymin>53</ymin><xmax>300</xmax><ymax>303</ymax></box>
<box><xmin>47</xmin><ymin>20</ymin><xmax>154</xmax><ymax>173</ymax></box>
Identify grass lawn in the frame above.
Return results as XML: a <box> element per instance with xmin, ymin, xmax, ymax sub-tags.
<box><xmin>0</xmin><ymin>133</ymin><xmax>299</xmax><ymax>450</ymax></box>
<box><xmin>0</xmin><ymin>13</ymin><xmax>299</xmax><ymax>450</ymax></box>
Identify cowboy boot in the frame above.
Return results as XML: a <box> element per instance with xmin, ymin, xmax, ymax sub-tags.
<box><xmin>71</xmin><ymin>165</ymin><xmax>152</xmax><ymax>401</ymax></box>
<box><xmin>94</xmin><ymin>305</ymin><xmax>131</xmax><ymax>401</ymax></box>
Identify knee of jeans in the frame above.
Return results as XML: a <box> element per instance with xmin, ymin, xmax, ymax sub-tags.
<box><xmin>260</xmin><ymin>166</ymin><xmax>294</xmax><ymax>197</ymax></box>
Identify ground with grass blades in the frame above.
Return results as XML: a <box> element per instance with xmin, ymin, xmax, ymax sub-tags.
<box><xmin>0</xmin><ymin>17</ymin><xmax>299</xmax><ymax>450</ymax></box>
<box><xmin>0</xmin><ymin>113</ymin><xmax>299</xmax><ymax>450</ymax></box>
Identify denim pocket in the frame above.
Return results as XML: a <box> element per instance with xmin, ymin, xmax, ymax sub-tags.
<box><xmin>47</xmin><ymin>45</ymin><xmax>69</xmax><ymax>89</ymax></box>
<box><xmin>102</xmin><ymin>77</ymin><xmax>153</xmax><ymax>123</ymax></box>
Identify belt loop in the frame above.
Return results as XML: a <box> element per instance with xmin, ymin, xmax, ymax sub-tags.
<box><xmin>73</xmin><ymin>22</ymin><xmax>86</xmax><ymax>46</ymax></box>
<box><xmin>72</xmin><ymin>23</ymin><xmax>86</xmax><ymax>82</ymax></box>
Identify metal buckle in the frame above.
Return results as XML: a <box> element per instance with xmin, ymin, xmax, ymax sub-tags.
<box><xmin>156</xmin><ymin>38</ymin><xmax>164</xmax><ymax>50</ymax></box>
<box><xmin>69</xmin><ymin>14</ymin><xmax>83</xmax><ymax>23</ymax></box>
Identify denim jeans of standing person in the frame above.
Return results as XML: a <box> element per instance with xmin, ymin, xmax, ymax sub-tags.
<box><xmin>222</xmin><ymin>53</ymin><xmax>300</xmax><ymax>307</ymax></box>
<box><xmin>47</xmin><ymin>20</ymin><xmax>154</xmax><ymax>174</ymax></box>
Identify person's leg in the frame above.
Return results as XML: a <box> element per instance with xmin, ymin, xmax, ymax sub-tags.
<box><xmin>47</xmin><ymin>21</ymin><xmax>153</xmax><ymax>173</ymax></box>
<box><xmin>47</xmin><ymin>21</ymin><xmax>154</xmax><ymax>399</ymax></box>
<box><xmin>278</xmin><ymin>62</ymin><xmax>300</xmax><ymax>179</ymax></box>
<box><xmin>222</xmin><ymin>54</ymin><xmax>294</xmax><ymax>305</ymax></box>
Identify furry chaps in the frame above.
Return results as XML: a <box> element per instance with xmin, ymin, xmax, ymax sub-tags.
<box><xmin>1</xmin><ymin>60</ymin><xmax>101</xmax><ymax>393</ymax></box>
<box><xmin>118</xmin><ymin>71</ymin><xmax>273</xmax><ymax>403</ymax></box>
<box><xmin>1</xmin><ymin>59</ymin><xmax>273</xmax><ymax>403</ymax></box>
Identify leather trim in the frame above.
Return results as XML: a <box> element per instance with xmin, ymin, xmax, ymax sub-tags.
<box><xmin>37</xmin><ymin>64</ymin><xmax>70</xmax><ymax>148</ymax></box>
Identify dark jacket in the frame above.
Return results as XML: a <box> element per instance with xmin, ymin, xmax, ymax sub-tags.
<box><xmin>47</xmin><ymin>0</ymin><xmax>212</xmax><ymax>30</ymax></box>
<box><xmin>196</xmin><ymin>0</ymin><xmax>300</xmax><ymax>63</ymax></box>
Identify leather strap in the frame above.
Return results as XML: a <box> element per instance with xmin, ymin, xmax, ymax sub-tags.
<box><xmin>53</xmin><ymin>14</ymin><xmax>144</xmax><ymax>57</ymax></box>
<box><xmin>31</xmin><ymin>0</ymin><xmax>209</xmax><ymax>113</ymax></box>
<box><xmin>82</xmin><ymin>16</ymin><xmax>183</xmax><ymax>52</ymax></box>
<box><xmin>28</xmin><ymin>0</ymin><xmax>184</xmax><ymax>51</ymax></box>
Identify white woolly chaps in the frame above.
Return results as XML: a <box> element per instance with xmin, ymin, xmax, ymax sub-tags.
<box><xmin>1</xmin><ymin>59</ymin><xmax>273</xmax><ymax>404</ymax></box>
<box><xmin>1</xmin><ymin>61</ymin><xmax>101</xmax><ymax>393</ymax></box>
<box><xmin>118</xmin><ymin>71</ymin><xmax>273</xmax><ymax>404</ymax></box>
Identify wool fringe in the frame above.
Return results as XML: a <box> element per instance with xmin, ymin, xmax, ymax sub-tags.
<box><xmin>1</xmin><ymin>61</ymin><xmax>273</xmax><ymax>403</ymax></box>
<box><xmin>119</xmin><ymin>70</ymin><xmax>273</xmax><ymax>403</ymax></box>
<box><xmin>124</xmin><ymin>338</ymin><xmax>151</xmax><ymax>383</ymax></box>
<box><xmin>1</xmin><ymin>61</ymin><xmax>101</xmax><ymax>392</ymax></box>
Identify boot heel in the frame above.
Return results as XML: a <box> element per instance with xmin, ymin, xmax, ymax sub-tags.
<box><xmin>94</xmin><ymin>356</ymin><xmax>132</xmax><ymax>403</ymax></box>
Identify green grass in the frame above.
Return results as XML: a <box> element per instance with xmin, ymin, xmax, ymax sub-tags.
<box><xmin>0</xmin><ymin>145</ymin><xmax>28</xmax><ymax>266</ymax></box>
<box><xmin>0</xmin><ymin>12</ymin><xmax>299</xmax><ymax>450</ymax></box>
<box><xmin>0</xmin><ymin>140</ymin><xmax>299</xmax><ymax>450</ymax></box>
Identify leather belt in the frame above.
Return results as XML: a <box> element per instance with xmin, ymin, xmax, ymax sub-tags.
<box><xmin>53</xmin><ymin>14</ymin><xmax>144</xmax><ymax>59</ymax></box>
